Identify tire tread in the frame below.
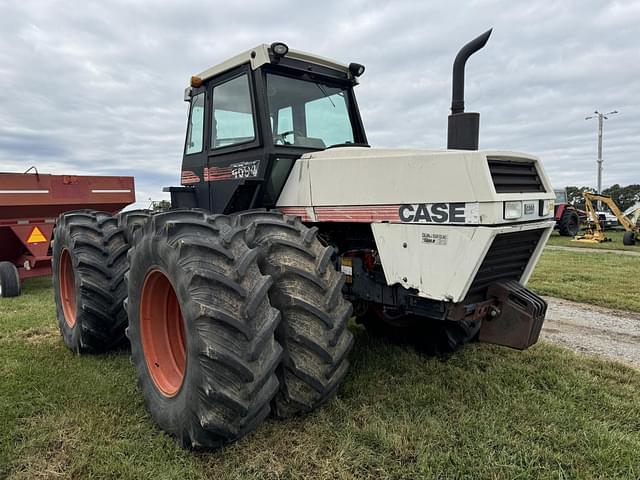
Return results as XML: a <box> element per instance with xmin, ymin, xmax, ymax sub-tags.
<box><xmin>233</xmin><ymin>210</ymin><xmax>354</xmax><ymax>418</ymax></box>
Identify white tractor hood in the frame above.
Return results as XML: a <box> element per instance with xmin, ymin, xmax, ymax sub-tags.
<box><xmin>276</xmin><ymin>147</ymin><xmax>554</xmax><ymax>226</ymax></box>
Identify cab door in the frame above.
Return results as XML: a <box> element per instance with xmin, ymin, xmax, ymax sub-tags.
<box><xmin>206</xmin><ymin>65</ymin><xmax>264</xmax><ymax>214</ymax></box>
<box><xmin>181</xmin><ymin>87</ymin><xmax>211</xmax><ymax>209</ymax></box>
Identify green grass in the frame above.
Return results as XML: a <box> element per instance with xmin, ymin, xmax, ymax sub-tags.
<box><xmin>1</xmin><ymin>278</ymin><xmax>640</xmax><ymax>479</ymax></box>
<box><xmin>546</xmin><ymin>230</ymin><xmax>639</xmax><ymax>251</ymax></box>
<box><xmin>529</xmin><ymin>249</ymin><xmax>640</xmax><ymax>312</ymax></box>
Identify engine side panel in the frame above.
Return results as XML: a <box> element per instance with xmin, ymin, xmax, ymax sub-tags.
<box><xmin>370</xmin><ymin>221</ymin><xmax>554</xmax><ymax>302</ymax></box>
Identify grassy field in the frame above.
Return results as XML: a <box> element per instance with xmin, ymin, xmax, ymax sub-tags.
<box><xmin>546</xmin><ymin>230</ymin><xmax>640</xmax><ymax>251</ymax></box>
<box><xmin>529</xmin><ymin>249</ymin><xmax>640</xmax><ymax>312</ymax></box>
<box><xmin>1</xmin><ymin>277</ymin><xmax>639</xmax><ymax>479</ymax></box>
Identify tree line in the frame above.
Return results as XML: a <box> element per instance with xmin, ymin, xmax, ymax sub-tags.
<box><xmin>565</xmin><ymin>184</ymin><xmax>640</xmax><ymax>211</ymax></box>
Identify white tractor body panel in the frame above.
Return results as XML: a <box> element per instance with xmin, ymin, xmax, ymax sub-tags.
<box><xmin>277</xmin><ymin>146</ymin><xmax>554</xmax><ymax>302</ymax></box>
<box><xmin>278</xmin><ymin>147</ymin><xmax>554</xmax><ymax>225</ymax></box>
<box><xmin>371</xmin><ymin>221</ymin><xmax>554</xmax><ymax>302</ymax></box>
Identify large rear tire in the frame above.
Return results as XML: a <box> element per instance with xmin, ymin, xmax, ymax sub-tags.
<box><xmin>52</xmin><ymin>210</ymin><xmax>129</xmax><ymax>353</ymax></box>
<box><xmin>233</xmin><ymin>210</ymin><xmax>354</xmax><ymax>418</ymax></box>
<box><xmin>558</xmin><ymin>209</ymin><xmax>580</xmax><ymax>237</ymax></box>
<box><xmin>0</xmin><ymin>261</ymin><xmax>21</xmax><ymax>298</ymax></box>
<box><xmin>126</xmin><ymin>210</ymin><xmax>282</xmax><ymax>448</ymax></box>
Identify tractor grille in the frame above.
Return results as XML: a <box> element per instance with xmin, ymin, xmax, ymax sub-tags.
<box><xmin>487</xmin><ymin>158</ymin><xmax>545</xmax><ymax>193</ymax></box>
<box><xmin>465</xmin><ymin>229</ymin><xmax>544</xmax><ymax>302</ymax></box>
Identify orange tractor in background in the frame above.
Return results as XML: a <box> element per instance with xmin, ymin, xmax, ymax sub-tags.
<box><xmin>553</xmin><ymin>188</ymin><xmax>581</xmax><ymax>237</ymax></box>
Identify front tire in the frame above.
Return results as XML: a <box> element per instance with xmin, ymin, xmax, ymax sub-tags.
<box><xmin>233</xmin><ymin>211</ymin><xmax>354</xmax><ymax>418</ymax></box>
<box><xmin>52</xmin><ymin>210</ymin><xmax>129</xmax><ymax>353</ymax></box>
<box><xmin>126</xmin><ymin>210</ymin><xmax>282</xmax><ymax>448</ymax></box>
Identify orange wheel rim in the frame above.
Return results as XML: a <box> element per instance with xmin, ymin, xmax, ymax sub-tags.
<box><xmin>60</xmin><ymin>249</ymin><xmax>77</xmax><ymax>327</ymax></box>
<box><xmin>140</xmin><ymin>270</ymin><xmax>186</xmax><ymax>397</ymax></box>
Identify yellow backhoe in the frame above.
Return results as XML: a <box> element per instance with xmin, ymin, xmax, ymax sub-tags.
<box><xmin>574</xmin><ymin>192</ymin><xmax>638</xmax><ymax>245</ymax></box>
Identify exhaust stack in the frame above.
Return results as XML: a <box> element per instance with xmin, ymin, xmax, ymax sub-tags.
<box><xmin>447</xmin><ymin>28</ymin><xmax>492</xmax><ymax>150</ymax></box>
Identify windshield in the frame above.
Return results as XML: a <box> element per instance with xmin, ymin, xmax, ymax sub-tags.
<box><xmin>266</xmin><ymin>73</ymin><xmax>355</xmax><ymax>148</ymax></box>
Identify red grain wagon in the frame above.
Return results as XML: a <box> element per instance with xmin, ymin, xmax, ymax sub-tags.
<box><xmin>0</xmin><ymin>170</ymin><xmax>134</xmax><ymax>297</ymax></box>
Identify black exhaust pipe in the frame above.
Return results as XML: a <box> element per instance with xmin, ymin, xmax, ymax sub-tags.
<box><xmin>447</xmin><ymin>28</ymin><xmax>492</xmax><ymax>150</ymax></box>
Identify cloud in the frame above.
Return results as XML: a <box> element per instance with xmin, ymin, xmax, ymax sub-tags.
<box><xmin>0</xmin><ymin>0</ymin><xmax>638</xmax><ymax>209</ymax></box>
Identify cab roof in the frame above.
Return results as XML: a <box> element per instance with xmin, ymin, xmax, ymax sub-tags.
<box><xmin>190</xmin><ymin>43</ymin><xmax>350</xmax><ymax>87</ymax></box>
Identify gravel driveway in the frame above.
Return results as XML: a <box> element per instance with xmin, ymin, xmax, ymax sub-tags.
<box><xmin>541</xmin><ymin>296</ymin><xmax>640</xmax><ymax>368</ymax></box>
<box><xmin>545</xmin><ymin>245</ymin><xmax>640</xmax><ymax>257</ymax></box>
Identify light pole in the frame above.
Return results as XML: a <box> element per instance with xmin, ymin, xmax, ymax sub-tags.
<box><xmin>585</xmin><ymin>110</ymin><xmax>618</xmax><ymax>195</ymax></box>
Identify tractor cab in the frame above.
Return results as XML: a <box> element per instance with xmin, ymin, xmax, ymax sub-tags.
<box><xmin>170</xmin><ymin>42</ymin><xmax>368</xmax><ymax>213</ymax></box>
<box><xmin>554</xmin><ymin>188</ymin><xmax>568</xmax><ymax>205</ymax></box>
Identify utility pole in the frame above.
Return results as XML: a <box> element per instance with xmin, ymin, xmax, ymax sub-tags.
<box><xmin>585</xmin><ymin>110</ymin><xmax>618</xmax><ymax>195</ymax></box>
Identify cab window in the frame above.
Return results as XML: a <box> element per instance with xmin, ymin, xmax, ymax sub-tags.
<box><xmin>211</xmin><ymin>74</ymin><xmax>256</xmax><ymax>148</ymax></box>
<box><xmin>266</xmin><ymin>73</ymin><xmax>355</xmax><ymax>149</ymax></box>
<box><xmin>185</xmin><ymin>93</ymin><xmax>205</xmax><ymax>155</ymax></box>
<box><xmin>305</xmin><ymin>93</ymin><xmax>353</xmax><ymax>147</ymax></box>
<box><xmin>555</xmin><ymin>190</ymin><xmax>567</xmax><ymax>204</ymax></box>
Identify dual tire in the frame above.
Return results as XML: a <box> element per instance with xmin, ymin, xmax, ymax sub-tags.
<box><xmin>53</xmin><ymin>208</ymin><xmax>352</xmax><ymax>448</ymax></box>
<box><xmin>125</xmin><ymin>210</ymin><xmax>283</xmax><ymax>448</ymax></box>
<box><xmin>51</xmin><ymin>208</ymin><xmax>153</xmax><ymax>352</ymax></box>
<box><xmin>232</xmin><ymin>211</ymin><xmax>354</xmax><ymax>418</ymax></box>
<box><xmin>52</xmin><ymin>210</ymin><xmax>129</xmax><ymax>352</ymax></box>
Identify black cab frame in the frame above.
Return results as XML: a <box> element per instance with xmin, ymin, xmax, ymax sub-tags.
<box><xmin>168</xmin><ymin>43</ymin><xmax>368</xmax><ymax>214</ymax></box>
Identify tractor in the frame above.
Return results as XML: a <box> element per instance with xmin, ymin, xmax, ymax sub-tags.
<box><xmin>553</xmin><ymin>188</ymin><xmax>581</xmax><ymax>236</ymax></box>
<box><xmin>51</xmin><ymin>31</ymin><xmax>555</xmax><ymax>449</ymax></box>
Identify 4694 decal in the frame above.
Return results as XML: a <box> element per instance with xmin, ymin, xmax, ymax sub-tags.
<box><xmin>203</xmin><ymin>160</ymin><xmax>261</xmax><ymax>182</ymax></box>
<box><xmin>230</xmin><ymin>160</ymin><xmax>260</xmax><ymax>179</ymax></box>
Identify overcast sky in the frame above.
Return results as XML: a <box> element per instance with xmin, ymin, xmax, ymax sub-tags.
<box><xmin>1</xmin><ymin>0</ymin><xmax>638</xmax><ymax>206</ymax></box>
